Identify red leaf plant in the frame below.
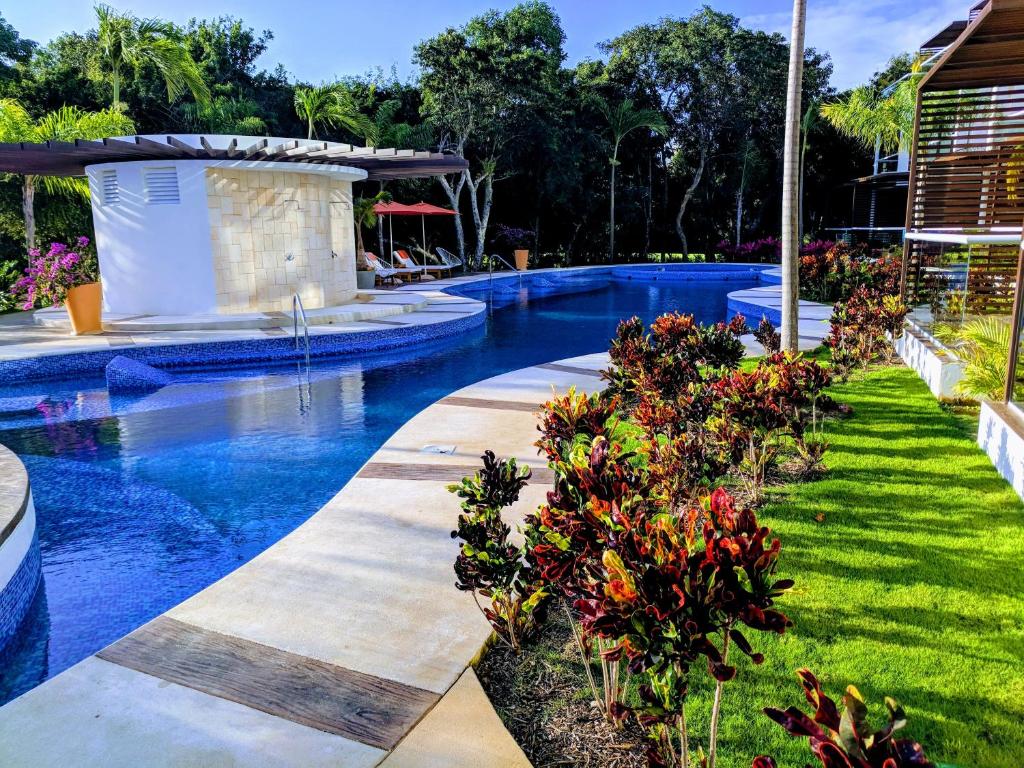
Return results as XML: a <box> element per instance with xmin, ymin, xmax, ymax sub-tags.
<box><xmin>710</xmin><ymin>354</ymin><xmax>834</xmax><ymax>498</ymax></box>
<box><xmin>603</xmin><ymin>312</ymin><xmax>748</xmax><ymax>407</ymax></box>
<box><xmin>754</xmin><ymin>669</ymin><xmax>934</xmax><ymax>768</ymax></box>
<box><xmin>754</xmin><ymin>316</ymin><xmax>782</xmax><ymax>355</ymax></box>
<box><xmin>570</xmin><ymin>481</ymin><xmax>793</xmax><ymax>768</ymax></box>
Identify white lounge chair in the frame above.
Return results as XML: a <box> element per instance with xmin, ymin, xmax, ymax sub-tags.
<box><xmin>393</xmin><ymin>249</ymin><xmax>444</xmax><ymax>279</ymax></box>
<box><xmin>363</xmin><ymin>252</ymin><xmax>402</xmax><ymax>285</ymax></box>
<box><xmin>436</xmin><ymin>247</ymin><xmax>464</xmax><ymax>271</ymax></box>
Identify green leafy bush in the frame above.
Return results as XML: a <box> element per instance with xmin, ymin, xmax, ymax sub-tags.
<box><xmin>449</xmin><ymin>450</ymin><xmax>548</xmax><ymax>652</ymax></box>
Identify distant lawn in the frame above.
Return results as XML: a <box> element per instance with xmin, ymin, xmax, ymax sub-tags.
<box><xmin>686</xmin><ymin>364</ymin><xmax>1024</xmax><ymax>767</ymax></box>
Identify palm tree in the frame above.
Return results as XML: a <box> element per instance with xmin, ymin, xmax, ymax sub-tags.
<box><xmin>180</xmin><ymin>97</ymin><xmax>267</xmax><ymax>135</ymax></box>
<box><xmin>293</xmin><ymin>83</ymin><xmax>376</xmax><ymax>142</ymax></box>
<box><xmin>352</xmin><ymin>191</ymin><xmax>391</xmax><ymax>263</ymax></box>
<box><xmin>819</xmin><ymin>61</ymin><xmax>920</xmax><ymax>154</ymax></box>
<box><xmin>0</xmin><ymin>99</ymin><xmax>134</xmax><ymax>250</ymax></box>
<box><xmin>95</xmin><ymin>4</ymin><xmax>210</xmax><ymax>109</ymax></box>
<box><xmin>597</xmin><ymin>97</ymin><xmax>666</xmax><ymax>261</ymax></box>
<box><xmin>369</xmin><ymin>98</ymin><xmax>432</xmax><ymax>150</ymax></box>
<box><xmin>798</xmin><ymin>99</ymin><xmax>818</xmax><ymax>240</ymax></box>
<box><xmin>780</xmin><ymin>0</ymin><xmax>807</xmax><ymax>354</ymax></box>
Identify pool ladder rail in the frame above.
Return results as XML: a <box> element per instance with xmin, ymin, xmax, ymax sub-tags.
<box><xmin>292</xmin><ymin>292</ymin><xmax>311</xmax><ymax>368</ymax></box>
<box><xmin>487</xmin><ymin>254</ymin><xmax>524</xmax><ymax>292</ymax></box>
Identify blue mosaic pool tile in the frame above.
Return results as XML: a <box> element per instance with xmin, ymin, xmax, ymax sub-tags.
<box><xmin>0</xmin><ymin>310</ymin><xmax>486</xmax><ymax>385</ymax></box>
<box><xmin>105</xmin><ymin>356</ymin><xmax>174</xmax><ymax>394</ymax></box>
<box><xmin>611</xmin><ymin>263</ymin><xmax>772</xmax><ymax>282</ymax></box>
<box><xmin>728</xmin><ymin>296</ymin><xmax>782</xmax><ymax>327</ymax></box>
<box><xmin>0</xmin><ymin>529</ymin><xmax>42</xmax><ymax>654</ymax></box>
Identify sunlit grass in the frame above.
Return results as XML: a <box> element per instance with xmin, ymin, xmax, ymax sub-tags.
<box><xmin>685</xmin><ymin>364</ymin><xmax>1024</xmax><ymax>767</ymax></box>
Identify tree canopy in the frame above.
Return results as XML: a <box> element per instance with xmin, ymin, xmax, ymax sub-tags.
<box><xmin>0</xmin><ymin>3</ymin><xmax>873</xmax><ymax>273</ymax></box>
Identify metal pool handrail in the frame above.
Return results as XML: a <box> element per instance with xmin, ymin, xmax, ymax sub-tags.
<box><xmin>292</xmin><ymin>292</ymin><xmax>311</xmax><ymax>368</ymax></box>
<box><xmin>489</xmin><ymin>253</ymin><xmax>520</xmax><ymax>273</ymax></box>
<box><xmin>488</xmin><ymin>254</ymin><xmax>523</xmax><ymax>289</ymax></box>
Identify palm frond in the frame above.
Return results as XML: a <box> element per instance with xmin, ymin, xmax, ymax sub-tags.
<box><xmin>948</xmin><ymin>316</ymin><xmax>1018</xmax><ymax>399</ymax></box>
<box><xmin>0</xmin><ymin>98</ymin><xmax>35</xmax><ymax>142</ymax></box>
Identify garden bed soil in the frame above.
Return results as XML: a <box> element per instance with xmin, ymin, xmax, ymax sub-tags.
<box><xmin>476</xmin><ymin>603</ymin><xmax>647</xmax><ymax>768</ymax></box>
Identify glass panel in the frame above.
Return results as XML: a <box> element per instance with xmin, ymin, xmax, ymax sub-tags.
<box><xmin>906</xmin><ymin>242</ymin><xmax>972</xmax><ymax>337</ymax></box>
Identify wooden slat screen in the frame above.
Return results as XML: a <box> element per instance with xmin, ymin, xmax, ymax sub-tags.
<box><xmin>903</xmin><ymin>1</ymin><xmax>1024</xmax><ymax>310</ymax></box>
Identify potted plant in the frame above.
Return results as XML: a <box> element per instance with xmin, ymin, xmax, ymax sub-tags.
<box><xmin>496</xmin><ymin>224</ymin><xmax>533</xmax><ymax>271</ymax></box>
<box><xmin>13</xmin><ymin>237</ymin><xmax>102</xmax><ymax>334</ymax></box>
<box><xmin>353</xmin><ymin>192</ymin><xmax>390</xmax><ymax>290</ymax></box>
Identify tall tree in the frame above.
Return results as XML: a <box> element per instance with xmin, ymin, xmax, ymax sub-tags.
<box><xmin>0</xmin><ymin>99</ymin><xmax>133</xmax><ymax>249</ymax></box>
<box><xmin>781</xmin><ymin>0</ymin><xmax>807</xmax><ymax>353</ymax></box>
<box><xmin>596</xmin><ymin>96</ymin><xmax>665</xmax><ymax>261</ymax></box>
<box><xmin>0</xmin><ymin>13</ymin><xmax>34</xmax><ymax>83</ymax></box>
<box><xmin>819</xmin><ymin>58</ymin><xmax>919</xmax><ymax>154</ymax></box>
<box><xmin>416</xmin><ymin>1</ymin><xmax>565</xmax><ymax>267</ymax></box>
<box><xmin>293</xmin><ymin>83</ymin><xmax>374</xmax><ymax>141</ymax></box>
<box><xmin>94</xmin><ymin>4</ymin><xmax>210</xmax><ymax>109</ymax></box>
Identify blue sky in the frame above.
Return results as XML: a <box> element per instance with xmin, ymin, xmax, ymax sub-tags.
<box><xmin>8</xmin><ymin>0</ymin><xmax>967</xmax><ymax>89</ymax></box>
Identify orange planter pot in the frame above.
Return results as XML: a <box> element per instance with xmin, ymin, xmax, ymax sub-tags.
<box><xmin>64</xmin><ymin>282</ymin><xmax>102</xmax><ymax>335</ymax></box>
<box><xmin>513</xmin><ymin>249</ymin><xmax>530</xmax><ymax>271</ymax></box>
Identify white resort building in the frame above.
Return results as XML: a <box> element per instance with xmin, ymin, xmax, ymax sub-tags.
<box><xmin>0</xmin><ymin>134</ymin><xmax>465</xmax><ymax>317</ymax></box>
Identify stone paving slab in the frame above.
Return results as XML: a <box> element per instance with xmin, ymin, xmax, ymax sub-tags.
<box><xmin>380</xmin><ymin>669</ymin><xmax>531</xmax><ymax>768</ymax></box>
<box><xmin>0</xmin><ymin>657</ymin><xmax>384</xmax><ymax>768</ymax></box>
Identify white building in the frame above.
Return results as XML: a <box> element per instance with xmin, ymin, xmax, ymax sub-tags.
<box><xmin>0</xmin><ymin>134</ymin><xmax>465</xmax><ymax>316</ymax></box>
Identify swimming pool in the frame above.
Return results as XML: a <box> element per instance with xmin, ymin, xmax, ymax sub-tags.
<box><xmin>0</xmin><ymin>269</ymin><xmax>759</xmax><ymax>704</ymax></box>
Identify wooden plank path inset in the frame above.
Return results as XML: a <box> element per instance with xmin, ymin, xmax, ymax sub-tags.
<box><xmin>358</xmin><ymin>461</ymin><xmax>555</xmax><ymax>485</ymax></box>
<box><xmin>96</xmin><ymin>616</ymin><xmax>440</xmax><ymax>751</ymax></box>
<box><xmin>437</xmin><ymin>396</ymin><xmax>540</xmax><ymax>413</ymax></box>
<box><xmin>536</xmin><ymin>362</ymin><xmax>605</xmax><ymax>378</ymax></box>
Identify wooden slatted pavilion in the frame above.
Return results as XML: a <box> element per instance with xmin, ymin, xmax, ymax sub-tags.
<box><xmin>902</xmin><ymin>0</ymin><xmax>1024</xmax><ymax>331</ymax></box>
<box><xmin>0</xmin><ymin>135</ymin><xmax>468</xmax><ymax>181</ymax></box>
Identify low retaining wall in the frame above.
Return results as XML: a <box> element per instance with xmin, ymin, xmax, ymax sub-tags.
<box><xmin>978</xmin><ymin>401</ymin><xmax>1024</xmax><ymax>501</ymax></box>
<box><xmin>0</xmin><ymin>307</ymin><xmax>485</xmax><ymax>384</ymax></box>
<box><xmin>895</xmin><ymin>321</ymin><xmax>964</xmax><ymax>400</ymax></box>
<box><xmin>0</xmin><ymin>446</ymin><xmax>41</xmax><ymax>655</ymax></box>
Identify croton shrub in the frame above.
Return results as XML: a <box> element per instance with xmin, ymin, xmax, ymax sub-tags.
<box><xmin>449</xmin><ymin>310</ymin><xmax>929</xmax><ymax>767</ymax></box>
<box><xmin>753</xmin><ymin>669</ymin><xmax>934</xmax><ymax>768</ymax></box>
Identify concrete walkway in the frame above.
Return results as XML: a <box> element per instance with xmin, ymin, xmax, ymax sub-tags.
<box><xmin>727</xmin><ymin>267</ymin><xmax>831</xmax><ymax>350</ymax></box>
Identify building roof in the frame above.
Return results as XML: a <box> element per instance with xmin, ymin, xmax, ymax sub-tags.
<box><xmin>0</xmin><ymin>134</ymin><xmax>468</xmax><ymax>181</ymax></box>
<box><xmin>918</xmin><ymin>0</ymin><xmax>1024</xmax><ymax>91</ymax></box>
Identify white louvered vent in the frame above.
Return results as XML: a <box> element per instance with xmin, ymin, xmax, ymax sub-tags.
<box><xmin>100</xmin><ymin>170</ymin><xmax>119</xmax><ymax>204</ymax></box>
<box><xmin>143</xmin><ymin>166</ymin><xmax>180</xmax><ymax>205</ymax></box>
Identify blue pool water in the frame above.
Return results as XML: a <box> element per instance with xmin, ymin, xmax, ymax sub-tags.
<box><xmin>0</xmin><ymin>272</ymin><xmax>756</xmax><ymax>703</ymax></box>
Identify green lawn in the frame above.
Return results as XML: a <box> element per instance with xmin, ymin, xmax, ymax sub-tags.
<box><xmin>685</xmin><ymin>364</ymin><xmax>1024</xmax><ymax>767</ymax></box>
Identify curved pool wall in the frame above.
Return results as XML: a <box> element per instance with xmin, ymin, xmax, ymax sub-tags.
<box><xmin>0</xmin><ymin>307</ymin><xmax>486</xmax><ymax>385</ymax></box>
<box><xmin>0</xmin><ymin>446</ymin><xmax>41</xmax><ymax>660</ymax></box>
<box><xmin>0</xmin><ymin>263</ymin><xmax>778</xmax><ymax>386</ymax></box>
<box><xmin>0</xmin><ymin>263</ymin><xmax>775</xmax><ymax>703</ymax></box>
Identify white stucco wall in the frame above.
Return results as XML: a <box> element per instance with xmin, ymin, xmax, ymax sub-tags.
<box><xmin>895</xmin><ymin>323</ymin><xmax>964</xmax><ymax>399</ymax></box>
<box><xmin>86</xmin><ymin>145</ymin><xmax>367</xmax><ymax>317</ymax></box>
<box><xmin>88</xmin><ymin>160</ymin><xmax>217</xmax><ymax>315</ymax></box>
<box><xmin>978</xmin><ymin>401</ymin><xmax>1024</xmax><ymax>501</ymax></box>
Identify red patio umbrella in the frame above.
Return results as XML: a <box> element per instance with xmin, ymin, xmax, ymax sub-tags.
<box><xmin>373</xmin><ymin>201</ymin><xmax>457</xmax><ymax>262</ymax></box>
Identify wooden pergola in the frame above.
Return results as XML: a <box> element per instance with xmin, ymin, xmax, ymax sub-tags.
<box><xmin>0</xmin><ymin>135</ymin><xmax>467</xmax><ymax>181</ymax></box>
<box><xmin>902</xmin><ymin>0</ymin><xmax>1024</xmax><ymax>321</ymax></box>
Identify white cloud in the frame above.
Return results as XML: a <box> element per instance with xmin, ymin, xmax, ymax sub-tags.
<box><xmin>744</xmin><ymin>0</ymin><xmax>969</xmax><ymax>89</ymax></box>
